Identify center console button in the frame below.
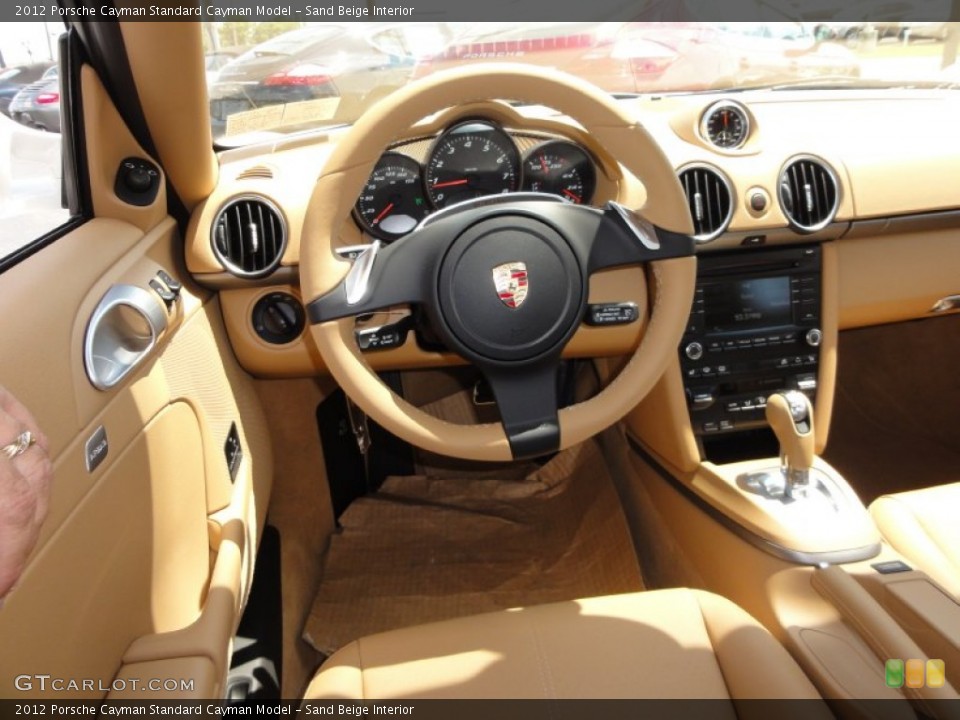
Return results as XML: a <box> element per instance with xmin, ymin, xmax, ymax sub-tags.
<box><xmin>805</xmin><ymin>328</ymin><xmax>823</xmax><ymax>347</ymax></box>
<box><xmin>692</xmin><ymin>392</ymin><xmax>715</xmax><ymax>410</ymax></box>
<box><xmin>685</xmin><ymin>341</ymin><xmax>704</xmax><ymax>360</ymax></box>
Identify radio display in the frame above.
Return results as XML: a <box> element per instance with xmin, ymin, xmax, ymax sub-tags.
<box><xmin>703</xmin><ymin>277</ymin><xmax>792</xmax><ymax>333</ymax></box>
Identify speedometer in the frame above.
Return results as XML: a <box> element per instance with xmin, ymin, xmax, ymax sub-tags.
<box><xmin>354</xmin><ymin>153</ymin><xmax>429</xmax><ymax>241</ymax></box>
<box><xmin>425</xmin><ymin>121</ymin><xmax>521</xmax><ymax>209</ymax></box>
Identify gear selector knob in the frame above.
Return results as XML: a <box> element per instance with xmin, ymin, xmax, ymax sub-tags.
<box><xmin>766</xmin><ymin>391</ymin><xmax>814</xmax><ymax>497</ymax></box>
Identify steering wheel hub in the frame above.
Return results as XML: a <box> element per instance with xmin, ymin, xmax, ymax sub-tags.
<box><xmin>436</xmin><ymin>216</ymin><xmax>584</xmax><ymax>364</ymax></box>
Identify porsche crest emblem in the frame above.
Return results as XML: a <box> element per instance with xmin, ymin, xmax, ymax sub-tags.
<box><xmin>492</xmin><ymin>262</ymin><xmax>529</xmax><ymax>309</ymax></box>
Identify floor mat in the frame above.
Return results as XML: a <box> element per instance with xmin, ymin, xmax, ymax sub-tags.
<box><xmin>303</xmin><ymin>439</ymin><xmax>643</xmax><ymax>656</ymax></box>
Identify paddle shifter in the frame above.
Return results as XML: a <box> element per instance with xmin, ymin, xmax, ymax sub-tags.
<box><xmin>765</xmin><ymin>391</ymin><xmax>815</xmax><ymax>499</ymax></box>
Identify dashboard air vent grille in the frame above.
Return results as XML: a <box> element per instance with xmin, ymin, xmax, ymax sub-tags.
<box><xmin>679</xmin><ymin>165</ymin><xmax>733</xmax><ymax>242</ymax></box>
<box><xmin>211</xmin><ymin>196</ymin><xmax>286</xmax><ymax>278</ymax></box>
<box><xmin>779</xmin><ymin>157</ymin><xmax>839</xmax><ymax>233</ymax></box>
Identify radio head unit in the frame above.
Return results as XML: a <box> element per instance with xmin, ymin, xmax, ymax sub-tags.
<box><xmin>680</xmin><ymin>245</ymin><xmax>821</xmax><ymax>444</ymax></box>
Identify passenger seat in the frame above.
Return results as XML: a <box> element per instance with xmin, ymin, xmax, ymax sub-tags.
<box><xmin>870</xmin><ymin>483</ymin><xmax>960</xmax><ymax>599</ymax></box>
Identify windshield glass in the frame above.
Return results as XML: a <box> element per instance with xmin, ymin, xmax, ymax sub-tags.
<box><xmin>207</xmin><ymin>20</ymin><xmax>960</xmax><ymax>143</ymax></box>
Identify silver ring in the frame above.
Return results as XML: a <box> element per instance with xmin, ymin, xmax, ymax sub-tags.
<box><xmin>1</xmin><ymin>431</ymin><xmax>37</xmax><ymax>459</ymax></box>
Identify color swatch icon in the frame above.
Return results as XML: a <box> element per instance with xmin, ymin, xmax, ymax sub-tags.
<box><xmin>906</xmin><ymin>659</ymin><xmax>925</xmax><ymax>689</ymax></box>
<box><xmin>927</xmin><ymin>659</ymin><xmax>946</xmax><ymax>689</ymax></box>
<box><xmin>885</xmin><ymin>659</ymin><xmax>904</xmax><ymax>688</ymax></box>
<box><xmin>885</xmin><ymin>659</ymin><xmax>946</xmax><ymax>689</ymax></box>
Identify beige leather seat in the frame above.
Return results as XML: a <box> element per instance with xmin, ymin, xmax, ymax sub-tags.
<box><xmin>871</xmin><ymin>483</ymin><xmax>960</xmax><ymax>598</ymax></box>
<box><xmin>306</xmin><ymin>588</ymin><xmax>828</xmax><ymax>705</ymax></box>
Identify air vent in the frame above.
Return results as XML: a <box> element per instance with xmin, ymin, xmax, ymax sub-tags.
<box><xmin>778</xmin><ymin>157</ymin><xmax>839</xmax><ymax>233</ymax></box>
<box><xmin>679</xmin><ymin>164</ymin><xmax>733</xmax><ymax>243</ymax></box>
<box><xmin>237</xmin><ymin>164</ymin><xmax>274</xmax><ymax>180</ymax></box>
<box><xmin>211</xmin><ymin>196</ymin><xmax>287</xmax><ymax>278</ymax></box>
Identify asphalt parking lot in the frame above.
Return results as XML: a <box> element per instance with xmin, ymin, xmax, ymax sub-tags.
<box><xmin>0</xmin><ymin>114</ymin><xmax>68</xmax><ymax>259</ymax></box>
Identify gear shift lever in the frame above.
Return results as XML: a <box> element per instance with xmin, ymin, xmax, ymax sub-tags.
<box><xmin>766</xmin><ymin>391</ymin><xmax>814</xmax><ymax>498</ymax></box>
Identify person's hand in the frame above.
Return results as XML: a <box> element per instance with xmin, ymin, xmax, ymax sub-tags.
<box><xmin>0</xmin><ymin>385</ymin><xmax>53</xmax><ymax>603</ymax></box>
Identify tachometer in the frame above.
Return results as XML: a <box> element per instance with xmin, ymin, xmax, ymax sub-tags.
<box><xmin>425</xmin><ymin>121</ymin><xmax>521</xmax><ymax>208</ymax></box>
<box><xmin>522</xmin><ymin>140</ymin><xmax>596</xmax><ymax>204</ymax></box>
<box><xmin>354</xmin><ymin>153</ymin><xmax>429</xmax><ymax>241</ymax></box>
<box><xmin>701</xmin><ymin>101</ymin><xmax>750</xmax><ymax>150</ymax></box>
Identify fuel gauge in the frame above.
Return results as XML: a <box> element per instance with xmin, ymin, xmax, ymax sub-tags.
<box><xmin>522</xmin><ymin>141</ymin><xmax>596</xmax><ymax>205</ymax></box>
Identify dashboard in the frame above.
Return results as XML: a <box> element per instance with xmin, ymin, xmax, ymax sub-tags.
<box><xmin>185</xmin><ymin>88</ymin><xmax>960</xmax><ymax>381</ymax></box>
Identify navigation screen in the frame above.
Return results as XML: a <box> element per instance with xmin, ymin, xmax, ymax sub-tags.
<box><xmin>703</xmin><ymin>277</ymin><xmax>792</xmax><ymax>333</ymax></box>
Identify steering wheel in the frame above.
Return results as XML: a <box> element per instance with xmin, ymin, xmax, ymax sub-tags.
<box><xmin>300</xmin><ymin>64</ymin><xmax>696</xmax><ymax>462</ymax></box>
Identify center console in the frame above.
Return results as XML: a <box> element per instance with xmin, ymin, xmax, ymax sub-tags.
<box><xmin>680</xmin><ymin>244</ymin><xmax>823</xmax><ymax>441</ymax></box>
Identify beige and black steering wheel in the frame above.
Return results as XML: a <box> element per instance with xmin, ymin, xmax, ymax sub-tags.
<box><xmin>300</xmin><ymin>64</ymin><xmax>697</xmax><ymax>462</ymax></box>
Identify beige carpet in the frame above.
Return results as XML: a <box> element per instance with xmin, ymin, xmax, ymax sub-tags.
<box><xmin>303</xmin><ymin>439</ymin><xmax>643</xmax><ymax>656</ymax></box>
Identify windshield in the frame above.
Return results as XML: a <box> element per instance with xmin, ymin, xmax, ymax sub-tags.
<box><xmin>207</xmin><ymin>20</ymin><xmax>960</xmax><ymax>143</ymax></box>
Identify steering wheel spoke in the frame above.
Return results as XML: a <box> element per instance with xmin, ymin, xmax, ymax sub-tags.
<box><xmin>582</xmin><ymin>202</ymin><xmax>695</xmax><ymax>274</ymax></box>
<box><xmin>306</xmin><ymin>224</ymin><xmax>448</xmax><ymax>323</ymax></box>
<box><xmin>483</xmin><ymin>361</ymin><xmax>562</xmax><ymax>460</ymax></box>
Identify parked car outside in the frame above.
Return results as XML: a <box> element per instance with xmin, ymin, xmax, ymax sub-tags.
<box><xmin>204</xmin><ymin>49</ymin><xmax>242</xmax><ymax>86</ymax></box>
<box><xmin>209</xmin><ymin>23</ymin><xmax>453</xmax><ymax>138</ymax></box>
<box><xmin>9</xmin><ymin>67</ymin><xmax>61</xmax><ymax>133</ymax></box>
<box><xmin>0</xmin><ymin>62</ymin><xmax>54</xmax><ymax>117</ymax></box>
<box><xmin>412</xmin><ymin>21</ymin><xmax>859</xmax><ymax>94</ymax></box>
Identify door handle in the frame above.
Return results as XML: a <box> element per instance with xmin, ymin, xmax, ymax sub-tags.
<box><xmin>84</xmin><ymin>284</ymin><xmax>168</xmax><ymax>391</ymax></box>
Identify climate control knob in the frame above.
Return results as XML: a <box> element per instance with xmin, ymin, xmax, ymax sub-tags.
<box><xmin>685</xmin><ymin>341</ymin><xmax>704</xmax><ymax>361</ymax></box>
<box><xmin>805</xmin><ymin>328</ymin><xmax>823</xmax><ymax>347</ymax></box>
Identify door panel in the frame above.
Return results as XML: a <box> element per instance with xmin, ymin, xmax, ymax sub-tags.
<box><xmin>1</xmin><ymin>402</ymin><xmax>207</xmax><ymax>699</ymax></box>
<box><xmin>1</xmin><ymin>58</ymin><xmax>271</xmax><ymax>699</ymax></box>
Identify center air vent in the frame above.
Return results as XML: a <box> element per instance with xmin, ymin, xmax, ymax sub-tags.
<box><xmin>211</xmin><ymin>196</ymin><xmax>287</xmax><ymax>278</ymax></box>
<box><xmin>778</xmin><ymin>157</ymin><xmax>839</xmax><ymax>233</ymax></box>
<box><xmin>679</xmin><ymin>164</ymin><xmax>733</xmax><ymax>243</ymax></box>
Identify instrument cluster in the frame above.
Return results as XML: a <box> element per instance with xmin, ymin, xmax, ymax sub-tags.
<box><xmin>353</xmin><ymin>119</ymin><xmax>598</xmax><ymax>242</ymax></box>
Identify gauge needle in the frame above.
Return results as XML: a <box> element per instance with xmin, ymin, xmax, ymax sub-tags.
<box><xmin>432</xmin><ymin>179</ymin><xmax>469</xmax><ymax>188</ymax></box>
<box><xmin>540</xmin><ymin>155</ymin><xmax>549</xmax><ymax>174</ymax></box>
<box><xmin>373</xmin><ymin>202</ymin><xmax>395</xmax><ymax>224</ymax></box>
<box><xmin>562</xmin><ymin>189</ymin><xmax>581</xmax><ymax>203</ymax></box>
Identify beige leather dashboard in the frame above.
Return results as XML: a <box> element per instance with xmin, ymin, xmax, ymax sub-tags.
<box><xmin>185</xmin><ymin>86</ymin><xmax>960</xmax><ymax>378</ymax></box>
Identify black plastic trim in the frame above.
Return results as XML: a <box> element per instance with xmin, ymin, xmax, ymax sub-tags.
<box><xmin>61</xmin><ymin>27</ymin><xmax>91</xmax><ymax>219</ymax></box>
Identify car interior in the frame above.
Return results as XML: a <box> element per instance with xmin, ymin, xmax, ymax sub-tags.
<box><xmin>2</xmin><ymin>17</ymin><xmax>960</xmax><ymax>715</ymax></box>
